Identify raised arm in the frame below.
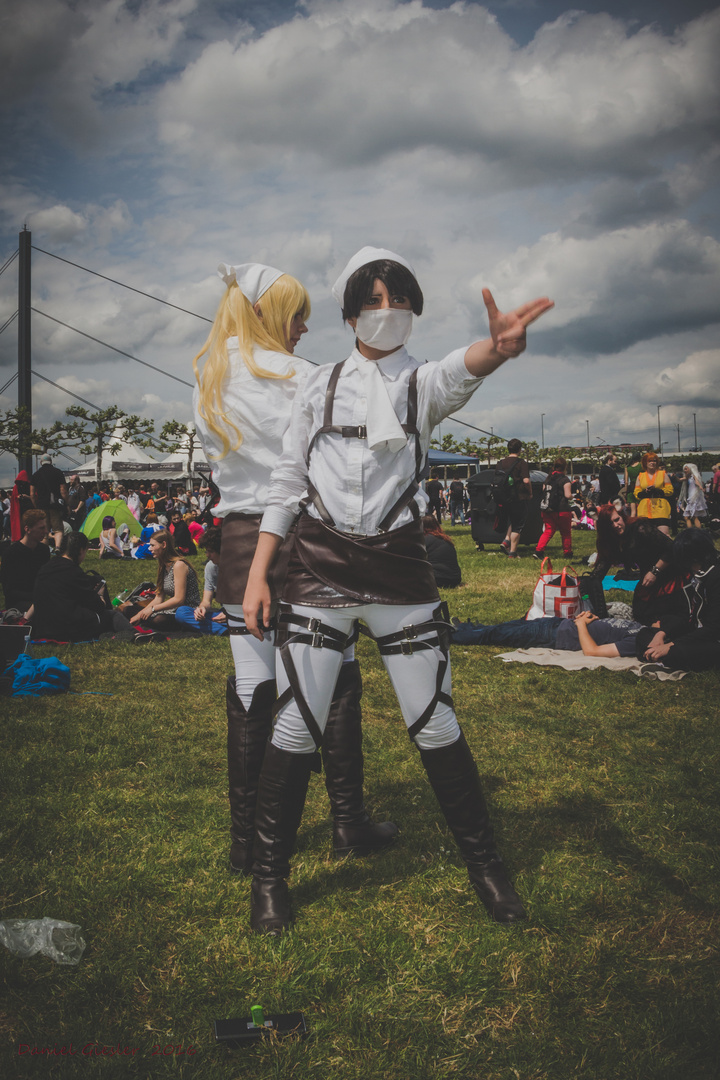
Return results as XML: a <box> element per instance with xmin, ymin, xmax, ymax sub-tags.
<box><xmin>463</xmin><ymin>290</ymin><xmax>554</xmax><ymax>378</ymax></box>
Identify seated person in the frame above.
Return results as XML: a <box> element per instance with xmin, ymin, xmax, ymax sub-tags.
<box><xmin>129</xmin><ymin>529</ymin><xmax>203</xmax><ymax>631</ymax></box>
<box><xmin>643</xmin><ymin>530</ymin><xmax>720</xmax><ymax>672</ymax></box>
<box><xmin>169</xmin><ymin>510</ymin><xmax>196</xmax><ymax>556</ymax></box>
<box><xmin>593</xmin><ymin>504</ymin><xmax>686</xmax><ymax>627</ymax></box>
<box><xmin>185</xmin><ymin>512</ymin><xmax>205</xmax><ymax>544</ymax></box>
<box><xmin>131</xmin><ymin>513</ymin><xmax>161</xmax><ymax>559</ymax></box>
<box><xmin>99</xmin><ymin>516</ymin><xmax>124</xmax><ymax>559</ymax></box>
<box><xmin>32</xmin><ymin>532</ymin><xmax>145</xmax><ymax>642</ymax></box>
<box><xmin>173</xmin><ymin>525</ymin><xmax>227</xmax><ymax>636</ymax></box>
<box><xmin>422</xmin><ymin>514</ymin><xmax>462</xmax><ymax>588</ymax></box>
<box><xmin>0</xmin><ymin>509</ymin><xmax>50</xmax><ymax>616</ymax></box>
<box><xmin>451</xmin><ymin>609</ymin><xmax>662</xmax><ymax>660</ymax></box>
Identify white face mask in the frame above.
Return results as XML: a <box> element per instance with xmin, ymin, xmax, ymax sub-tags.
<box><xmin>354</xmin><ymin>308</ymin><xmax>413</xmax><ymax>350</ymax></box>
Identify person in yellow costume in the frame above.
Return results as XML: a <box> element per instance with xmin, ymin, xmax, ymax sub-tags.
<box><xmin>634</xmin><ymin>452</ymin><xmax>673</xmax><ymax>534</ymax></box>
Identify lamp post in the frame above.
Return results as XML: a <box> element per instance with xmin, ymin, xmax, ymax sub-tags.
<box><xmin>657</xmin><ymin>405</ymin><xmax>662</xmax><ymax>460</ymax></box>
<box><xmin>693</xmin><ymin>412</ymin><xmax>698</xmax><ymax>451</ymax></box>
<box><xmin>541</xmin><ymin>413</ymin><xmax>545</xmax><ymax>451</ymax></box>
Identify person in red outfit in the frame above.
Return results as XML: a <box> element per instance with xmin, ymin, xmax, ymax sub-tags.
<box><xmin>534</xmin><ymin>457</ymin><xmax>573</xmax><ymax>560</ymax></box>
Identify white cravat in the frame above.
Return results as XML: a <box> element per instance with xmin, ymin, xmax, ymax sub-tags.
<box><xmin>356</xmin><ymin>354</ymin><xmax>407</xmax><ymax>453</ymax></box>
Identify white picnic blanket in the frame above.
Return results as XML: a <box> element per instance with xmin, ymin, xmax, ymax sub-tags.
<box><xmin>494</xmin><ymin>648</ymin><xmax>687</xmax><ymax>680</ymax></box>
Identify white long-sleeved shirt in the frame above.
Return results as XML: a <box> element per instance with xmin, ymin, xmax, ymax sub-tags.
<box><xmin>261</xmin><ymin>344</ymin><xmax>483</xmax><ymax>538</ymax></box>
<box><xmin>193</xmin><ymin>342</ymin><xmax>312</xmax><ymax>518</ymax></box>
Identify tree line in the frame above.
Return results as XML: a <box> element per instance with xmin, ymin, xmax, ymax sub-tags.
<box><xmin>0</xmin><ymin>405</ymin><xmax>200</xmax><ymax>481</ymax></box>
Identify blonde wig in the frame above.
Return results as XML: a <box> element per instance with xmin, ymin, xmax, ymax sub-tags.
<box><xmin>193</xmin><ymin>275</ymin><xmax>311</xmax><ymax>458</ymax></box>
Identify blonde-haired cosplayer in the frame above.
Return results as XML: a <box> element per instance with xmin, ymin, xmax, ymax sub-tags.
<box><xmin>192</xmin><ymin>260</ymin><xmax>397</xmax><ymax>878</ymax></box>
<box><xmin>194</xmin><ymin>272</ymin><xmax>311</xmax><ymax>458</ymax></box>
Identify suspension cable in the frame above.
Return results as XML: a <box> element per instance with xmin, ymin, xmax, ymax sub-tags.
<box><xmin>0</xmin><ymin>371</ymin><xmax>18</xmax><ymax>396</ymax></box>
<box><xmin>32</xmin><ymin>247</ymin><xmax>213</xmax><ymax>323</ymax></box>
<box><xmin>0</xmin><ymin>310</ymin><xmax>18</xmax><ymax>335</ymax></box>
<box><xmin>32</xmin><ymin>308</ymin><xmax>194</xmax><ymax>388</ymax></box>
<box><xmin>31</xmin><ymin>370</ymin><xmax>106</xmax><ymax>411</ymax></box>
<box><xmin>0</xmin><ymin>249</ymin><xmax>19</xmax><ymax>276</ymax></box>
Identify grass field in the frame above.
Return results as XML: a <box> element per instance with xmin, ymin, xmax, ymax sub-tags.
<box><xmin>2</xmin><ymin>528</ymin><xmax>719</xmax><ymax>1079</ymax></box>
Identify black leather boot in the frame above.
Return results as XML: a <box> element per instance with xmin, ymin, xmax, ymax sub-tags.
<box><xmin>419</xmin><ymin>732</ymin><xmax>526</xmax><ymax>924</ymax></box>
<box><xmin>323</xmin><ymin>660</ymin><xmax>399</xmax><ymax>857</ymax></box>
<box><xmin>226</xmin><ymin>676</ymin><xmax>276</xmax><ymax>875</ymax></box>
<box><xmin>250</xmin><ymin>742</ymin><xmax>315</xmax><ymax>935</ymax></box>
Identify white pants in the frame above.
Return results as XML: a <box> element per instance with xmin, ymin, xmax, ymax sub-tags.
<box><xmin>272</xmin><ymin>602</ymin><xmax>460</xmax><ymax>754</ymax></box>
<box><xmin>224</xmin><ymin>604</ymin><xmax>355</xmax><ymax>710</ymax></box>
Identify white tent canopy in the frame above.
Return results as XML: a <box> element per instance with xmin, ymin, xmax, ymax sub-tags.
<box><xmin>74</xmin><ymin>426</ymin><xmax>157</xmax><ymax>482</ymax></box>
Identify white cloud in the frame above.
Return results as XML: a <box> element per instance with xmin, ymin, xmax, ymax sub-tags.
<box><xmin>471</xmin><ymin>219</ymin><xmax>720</xmax><ymax>353</ymax></box>
<box><xmin>157</xmin><ymin>1</ymin><xmax>720</xmax><ymax>185</ymax></box>
<box><xmin>651</xmin><ymin>350</ymin><xmax>720</xmax><ymax>408</ymax></box>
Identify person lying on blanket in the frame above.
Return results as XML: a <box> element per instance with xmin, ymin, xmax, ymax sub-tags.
<box><xmin>451</xmin><ymin>609</ymin><xmax>662</xmax><ymax>660</ymax></box>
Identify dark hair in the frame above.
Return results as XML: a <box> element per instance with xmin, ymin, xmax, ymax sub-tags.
<box><xmin>198</xmin><ymin>525</ymin><xmax>222</xmax><ymax>554</ymax></box>
<box><xmin>341</xmin><ymin>259</ymin><xmax>424</xmax><ymax>321</ymax></box>
<box><xmin>422</xmin><ymin>514</ymin><xmax>454</xmax><ymax>545</ymax></box>
<box><xmin>59</xmin><ymin>530</ymin><xmax>89</xmax><ymax>564</ymax></box>
<box><xmin>672</xmin><ymin>529</ymin><xmax>718</xmax><ymax>574</ymax></box>
<box><xmin>507</xmin><ymin>438</ymin><xmax>522</xmax><ymax>455</ymax></box>
<box><xmin>102</xmin><ymin>515</ymin><xmax>115</xmax><ymax>529</ymax></box>
<box><xmin>595</xmin><ymin>503</ymin><xmax>629</xmax><ymax>564</ymax></box>
<box><xmin>552</xmin><ymin>457</ymin><xmax>567</xmax><ymax>472</ymax></box>
<box><xmin>22</xmin><ymin>508</ymin><xmax>47</xmax><ymax>531</ymax></box>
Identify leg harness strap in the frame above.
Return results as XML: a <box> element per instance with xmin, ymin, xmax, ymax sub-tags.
<box><xmin>223</xmin><ymin>608</ymin><xmax>275</xmax><ymax>636</ymax></box>
<box><xmin>272</xmin><ymin>605</ymin><xmax>357</xmax><ymax>757</ymax></box>
<box><xmin>360</xmin><ymin>603</ymin><xmax>454</xmax><ymax>742</ymax></box>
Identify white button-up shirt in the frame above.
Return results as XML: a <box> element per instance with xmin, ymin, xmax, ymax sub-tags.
<box><xmin>261</xmin><ymin>344</ymin><xmax>484</xmax><ymax>538</ymax></box>
<box><xmin>193</xmin><ymin>343</ymin><xmax>312</xmax><ymax>517</ymax></box>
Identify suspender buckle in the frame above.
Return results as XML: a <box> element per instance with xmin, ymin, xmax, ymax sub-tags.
<box><xmin>400</xmin><ymin>640</ymin><xmax>415</xmax><ymax>655</ymax></box>
<box><xmin>403</xmin><ymin>624</ymin><xmax>418</xmax><ymax>639</ymax></box>
<box><xmin>311</xmin><ymin>632</ymin><xmax>324</xmax><ymax>648</ymax></box>
<box><xmin>308</xmin><ymin>617</ymin><xmax>321</xmax><ymax>632</ymax></box>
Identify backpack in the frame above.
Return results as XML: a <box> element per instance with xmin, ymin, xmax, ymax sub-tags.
<box><xmin>540</xmin><ymin>473</ymin><xmax>562</xmax><ymax>512</ymax></box>
<box><xmin>491</xmin><ymin>460</ymin><xmax>519</xmax><ymax>506</ymax></box>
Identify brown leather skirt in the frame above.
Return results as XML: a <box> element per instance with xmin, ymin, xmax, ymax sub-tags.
<box><xmin>216</xmin><ymin>513</ymin><xmax>292</xmax><ymax>606</ymax></box>
<box><xmin>282</xmin><ymin>513</ymin><xmax>439</xmax><ymax>608</ymax></box>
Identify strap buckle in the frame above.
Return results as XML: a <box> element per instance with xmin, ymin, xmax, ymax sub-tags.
<box><xmin>403</xmin><ymin>624</ymin><xmax>418</xmax><ymax>639</ymax></box>
<box><xmin>400</xmin><ymin>640</ymin><xmax>415</xmax><ymax>655</ymax></box>
<box><xmin>311</xmin><ymin>632</ymin><xmax>324</xmax><ymax>648</ymax></box>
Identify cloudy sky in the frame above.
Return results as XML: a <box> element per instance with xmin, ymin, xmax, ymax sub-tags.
<box><xmin>1</xmin><ymin>0</ymin><xmax>719</xmax><ymax>481</ymax></box>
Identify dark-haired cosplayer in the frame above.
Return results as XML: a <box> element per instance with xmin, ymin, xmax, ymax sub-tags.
<box><xmin>244</xmin><ymin>246</ymin><xmax>553</xmax><ymax>934</ymax></box>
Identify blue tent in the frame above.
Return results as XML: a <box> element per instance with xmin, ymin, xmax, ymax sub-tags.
<box><xmin>427</xmin><ymin>449</ymin><xmax>478</xmax><ymax>467</ymax></box>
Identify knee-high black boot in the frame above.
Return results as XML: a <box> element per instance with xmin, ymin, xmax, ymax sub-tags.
<box><xmin>250</xmin><ymin>742</ymin><xmax>315</xmax><ymax>935</ymax></box>
<box><xmin>323</xmin><ymin>660</ymin><xmax>399</xmax><ymax>857</ymax></box>
<box><xmin>226</xmin><ymin>676</ymin><xmax>276</xmax><ymax>874</ymax></box>
<box><xmin>419</xmin><ymin>732</ymin><xmax>526</xmax><ymax>924</ymax></box>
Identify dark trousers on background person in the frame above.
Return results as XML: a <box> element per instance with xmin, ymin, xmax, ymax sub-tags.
<box><xmin>536</xmin><ymin>511</ymin><xmax>572</xmax><ymax>556</ymax></box>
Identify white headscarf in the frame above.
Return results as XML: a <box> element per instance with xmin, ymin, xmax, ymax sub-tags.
<box><xmin>217</xmin><ymin>262</ymin><xmax>284</xmax><ymax>304</ymax></box>
<box><xmin>331</xmin><ymin>246</ymin><xmax>415</xmax><ymax>306</ymax></box>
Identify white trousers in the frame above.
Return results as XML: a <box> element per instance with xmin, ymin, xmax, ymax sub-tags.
<box><xmin>272</xmin><ymin>602</ymin><xmax>460</xmax><ymax>754</ymax></box>
<box><xmin>224</xmin><ymin>604</ymin><xmax>355</xmax><ymax>709</ymax></box>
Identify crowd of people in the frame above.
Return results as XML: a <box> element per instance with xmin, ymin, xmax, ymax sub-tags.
<box><xmin>0</xmin><ymin>461</ymin><xmax>229</xmax><ymax>643</ymax></box>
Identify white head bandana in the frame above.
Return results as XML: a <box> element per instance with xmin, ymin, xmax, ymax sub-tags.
<box><xmin>331</xmin><ymin>246</ymin><xmax>416</xmax><ymax>307</ymax></box>
<box><xmin>218</xmin><ymin>262</ymin><xmax>284</xmax><ymax>304</ymax></box>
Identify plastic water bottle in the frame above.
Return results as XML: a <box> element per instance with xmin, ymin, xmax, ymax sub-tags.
<box><xmin>0</xmin><ymin>918</ymin><xmax>86</xmax><ymax>965</ymax></box>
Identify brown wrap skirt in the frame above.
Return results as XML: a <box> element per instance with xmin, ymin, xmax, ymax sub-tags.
<box><xmin>216</xmin><ymin>512</ymin><xmax>293</xmax><ymax>606</ymax></box>
<box><xmin>281</xmin><ymin>512</ymin><xmax>439</xmax><ymax>608</ymax></box>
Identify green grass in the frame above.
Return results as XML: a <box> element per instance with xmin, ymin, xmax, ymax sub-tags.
<box><xmin>1</xmin><ymin>534</ymin><xmax>719</xmax><ymax>1079</ymax></box>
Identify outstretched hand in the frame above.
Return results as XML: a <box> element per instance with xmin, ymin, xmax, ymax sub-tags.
<box><xmin>483</xmin><ymin>289</ymin><xmax>554</xmax><ymax>359</ymax></box>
